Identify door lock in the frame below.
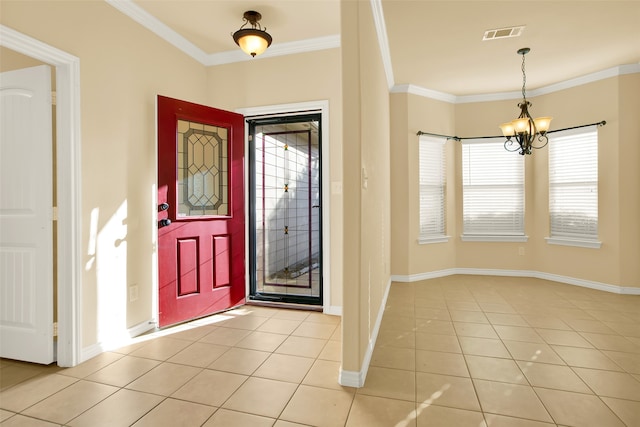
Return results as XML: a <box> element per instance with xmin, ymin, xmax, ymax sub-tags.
<box><xmin>158</xmin><ymin>218</ymin><xmax>171</xmax><ymax>228</ymax></box>
<box><xmin>158</xmin><ymin>203</ymin><xmax>169</xmax><ymax>211</ymax></box>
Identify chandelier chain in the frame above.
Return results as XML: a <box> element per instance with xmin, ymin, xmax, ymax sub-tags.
<box><xmin>499</xmin><ymin>47</ymin><xmax>553</xmax><ymax>155</ymax></box>
<box><xmin>521</xmin><ymin>52</ymin><xmax>527</xmax><ymax>102</ymax></box>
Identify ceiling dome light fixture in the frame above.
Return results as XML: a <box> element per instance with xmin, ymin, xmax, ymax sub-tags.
<box><xmin>500</xmin><ymin>48</ymin><xmax>552</xmax><ymax>155</ymax></box>
<box><xmin>232</xmin><ymin>10</ymin><xmax>272</xmax><ymax>58</ymax></box>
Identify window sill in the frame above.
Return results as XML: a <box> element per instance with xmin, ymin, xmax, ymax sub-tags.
<box><xmin>461</xmin><ymin>234</ymin><xmax>528</xmax><ymax>242</ymax></box>
<box><xmin>546</xmin><ymin>237</ymin><xmax>601</xmax><ymax>249</ymax></box>
<box><xmin>418</xmin><ymin>235</ymin><xmax>450</xmax><ymax>244</ymax></box>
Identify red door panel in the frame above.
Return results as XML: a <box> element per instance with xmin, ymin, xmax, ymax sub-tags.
<box><xmin>157</xmin><ymin>95</ymin><xmax>245</xmax><ymax>327</ymax></box>
<box><xmin>177</xmin><ymin>238</ymin><xmax>199</xmax><ymax>296</ymax></box>
<box><xmin>213</xmin><ymin>235</ymin><xmax>231</xmax><ymax>287</ymax></box>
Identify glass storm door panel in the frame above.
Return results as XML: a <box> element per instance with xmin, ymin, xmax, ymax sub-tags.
<box><xmin>157</xmin><ymin>95</ymin><xmax>245</xmax><ymax>327</ymax></box>
<box><xmin>249</xmin><ymin>115</ymin><xmax>322</xmax><ymax>306</ymax></box>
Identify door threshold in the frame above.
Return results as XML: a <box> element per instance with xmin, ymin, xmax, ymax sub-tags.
<box><xmin>245</xmin><ymin>300</ymin><xmax>323</xmax><ymax>312</ymax></box>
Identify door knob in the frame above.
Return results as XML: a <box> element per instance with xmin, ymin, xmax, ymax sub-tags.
<box><xmin>158</xmin><ymin>218</ymin><xmax>171</xmax><ymax>228</ymax></box>
<box><xmin>158</xmin><ymin>203</ymin><xmax>169</xmax><ymax>211</ymax></box>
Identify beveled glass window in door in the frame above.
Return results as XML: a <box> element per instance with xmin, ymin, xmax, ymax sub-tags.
<box><xmin>177</xmin><ymin>120</ymin><xmax>229</xmax><ymax>216</ymax></box>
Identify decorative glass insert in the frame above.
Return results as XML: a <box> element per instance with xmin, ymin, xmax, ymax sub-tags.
<box><xmin>177</xmin><ymin>120</ymin><xmax>229</xmax><ymax>216</ymax></box>
<box><xmin>254</xmin><ymin>122</ymin><xmax>320</xmax><ymax>295</ymax></box>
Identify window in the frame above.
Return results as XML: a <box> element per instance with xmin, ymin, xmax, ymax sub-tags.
<box><xmin>547</xmin><ymin>126</ymin><xmax>600</xmax><ymax>248</ymax></box>
<box><xmin>418</xmin><ymin>136</ymin><xmax>448</xmax><ymax>243</ymax></box>
<box><xmin>462</xmin><ymin>138</ymin><xmax>526</xmax><ymax>241</ymax></box>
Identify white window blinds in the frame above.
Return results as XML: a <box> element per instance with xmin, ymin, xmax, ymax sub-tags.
<box><xmin>548</xmin><ymin>126</ymin><xmax>599</xmax><ymax>243</ymax></box>
<box><xmin>462</xmin><ymin>138</ymin><xmax>525</xmax><ymax>238</ymax></box>
<box><xmin>419</xmin><ymin>136</ymin><xmax>446</xmax><ymax>242</ymax></box>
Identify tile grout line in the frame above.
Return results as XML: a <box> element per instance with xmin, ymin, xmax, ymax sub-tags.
<box><xmin>446</xmin><ymin>294</ymin><xmax>489</xmax><ymax>426</ymax></box>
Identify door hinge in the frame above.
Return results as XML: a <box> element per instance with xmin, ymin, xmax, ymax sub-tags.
<box><xmin>53</xmin><ymin>322</ymin><xmax>58</xmax><ymax>337</ymax></box>
<box><xmin>52</xmin><ymin>206</ymin><xmax>58</xmax><ymax>221</ymax></box>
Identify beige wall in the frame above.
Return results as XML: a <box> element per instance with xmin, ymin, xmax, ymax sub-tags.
<box><xmin>341</xmin><ymin>0</ymin><xmax>391</xmax><ymax>374</ymax></box>
<box><xmin>526</xmin><ymin>79</ymin><xmax>620</xmax><ymax>284</ymax></box>
<box><xmin>1</xmin><ymin>0</ymin><xmax>345</xmax><ymax>354</ymax></box>
<box><xmin>3</xmin><ymin>0</ymin><xmax>637</xmax><ymax>373</ymax></box>
<box><xmin>203</xmin><ymin>48</ymin><xmax>344</xmax><ymax>309</ymax></box>
<box><xmin>391</xmin><ymin>74</ymin><xmax>640</xmax><ymax>289</ymax></box>
<box><xmin>618</xmin><ymin>74</ymin><xmax>640</xmax><ymax>286</ymax></box>
<box><xmin>389</xmin><ymin>93</ymin><xmax>410</xmax><ymax>274</ymax></box>
<box><xmin>1</xmin><ymin>46</ymin><xmax>47</xmax><ymax>72</ymax></box>
<box><xmin>2</xmin><ymin>0</ymin><xmax>208</xmax><ymax>348</ymax></box>
<box><xmin>391</xmin><ymin>93</ymin><xmax>457</xmax><ymax>276</ymax></box>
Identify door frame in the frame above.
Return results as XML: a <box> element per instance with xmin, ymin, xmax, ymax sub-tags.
<box><xmin>0</xmin><ymin>25</ymin><xmax>83</xmax><ymax>367</ymax></box>
<box><xmin>237</xmin><ymin>100</ymin><xmax>334</xmax><ymax>314</ymax></box>
<box><xmin>247</xmin><ymin>114</ymin><xmax>323</xmax><ymax>306</ymax></box>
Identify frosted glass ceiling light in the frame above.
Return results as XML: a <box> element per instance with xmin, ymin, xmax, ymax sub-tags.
<box><xmin>232</xmin><ymin>11</ymin><xmax>272</xmax><ymax>57</ymax></box>
<box><xmin>500</xmin><ymin>48</ymin><xmax>553</xmax><ymax>155</ymax></box>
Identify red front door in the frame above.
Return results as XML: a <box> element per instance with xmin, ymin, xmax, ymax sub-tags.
<box><xmin>157</xmin><ymin>95</ymin><xmax>245</xmax><ymax>327</ymax></box>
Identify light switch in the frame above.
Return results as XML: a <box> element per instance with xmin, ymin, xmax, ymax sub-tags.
<box><xmin>331</xmin><ymin>182</ymin><xmax>343</xmax><ymax>194</ymax></box>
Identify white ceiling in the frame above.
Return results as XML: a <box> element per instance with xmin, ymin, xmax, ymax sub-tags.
<box><xmin>117</xmin><ymin>0</ymin><xmax>640</xmax><ymax>97</ymax></box>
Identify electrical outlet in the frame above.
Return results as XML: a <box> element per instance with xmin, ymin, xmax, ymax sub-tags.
<box><xmin>129</xmin><ymin>285</ymin><xmax>139</xmax><ymax>302</ymax></box>
<box><xmin>518</xmin><ymin>247</ymin><xmax>525</xmax><ymax>256</ymax></box>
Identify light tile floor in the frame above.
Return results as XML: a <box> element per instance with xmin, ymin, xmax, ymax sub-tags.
<box><xmin>1</xmin><ymin>276</ymin><xmax>639</xmax><ymax>426</ymax></box>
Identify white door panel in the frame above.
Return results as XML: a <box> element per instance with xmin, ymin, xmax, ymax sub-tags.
<box><xmin>0</xmin><ymin>65</ymin><xmax>54</xmax><ymax>364</ymax></box>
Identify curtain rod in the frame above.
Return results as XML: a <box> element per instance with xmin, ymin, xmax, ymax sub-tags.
<box><xmin>416</xmin><ymin>120</ymin><xmax>606</xmax><ymax>141</ymax></box>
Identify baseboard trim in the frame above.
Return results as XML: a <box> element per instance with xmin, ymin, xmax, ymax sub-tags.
<box><xmin>533</xmin><ymin>271</ymin><xmax>640</xmax><ymax>295</ymax></box>
<box><xmin>338</xmin><ymin>278</ymin><xmax>392</xmax><ymax>388</ymax></box>
<box><xmin>390</xmin><ymin>268</ymin><xmax>457</xmax><ymax>283</ymax></box>
<box><xmin>81</xmin><ymin>343</ymin><xmax>104</xmax><ymax>363</ymax></box>
<box><xmin>324</xmin><ymin>305</ymin><xmax>343</xmax><ymax>316</ymax></box>
<box><xmin>79</xmin><ymin>318</ymin><xmax>156</xmax><ymax>363</ymax></box>
<box><xmin>392</xmin><ymin>268</ymin><xmax>640</xmax><ymax>295</ymax></box>
<box><xmin>127</xmin><ymin>319</ymin><xmax>156</xmax><ymax>338</ymax></box>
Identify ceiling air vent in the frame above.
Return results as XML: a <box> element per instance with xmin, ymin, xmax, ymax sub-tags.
<box><xmin>483</xmin><ymin>26</ymin><xmax>526</xmax><ymax>41</ymax></box>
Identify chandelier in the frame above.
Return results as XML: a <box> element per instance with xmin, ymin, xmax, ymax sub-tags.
<box><xmin>232</xmin><ymin>11</ymin><xmax>272</xmax><ymax>57</ymax></box>
<box><xmin>500</xmin><ymin>48</ymin><xmax>552</xmax><ymax>155</ymax></box>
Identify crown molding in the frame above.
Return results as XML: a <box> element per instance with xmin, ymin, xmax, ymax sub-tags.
<box><xmin>393</xmin><ymin>63</ymin><xmax>640</xmax><ymax>104</ymax></box>
<box><xmin>370</xmin><ymin>0</ymin><xmax>394</xmax><ymax>89</ymax></box>
<box><xmin>105</xmin><ymin>0</ymin><xmax>210</xmax><ymax>64</ymax></box>
<box><xmin>390</xmin><ymin>84</ymin><xmax>457</xmax><ymax>103</ymax></box>
<box><xmin>106</xmin><ymin>0</ymin><xmax>339</xmax><ymax>67</ymax></box>
<box><xmin>107</xmin><ymin>0</ymin><xmax>638</xmax><ymax>98</ymax></box>
<box><xmin>520</xmin><ymin>63</ymin><xmax>640</xmax><ymax>100</ymax></box>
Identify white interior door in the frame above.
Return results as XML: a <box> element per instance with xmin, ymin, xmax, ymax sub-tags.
<box><xmin>0</xmin><ymin>65</ymin><xmax>55</xmax><ymax>364</ymax></box>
